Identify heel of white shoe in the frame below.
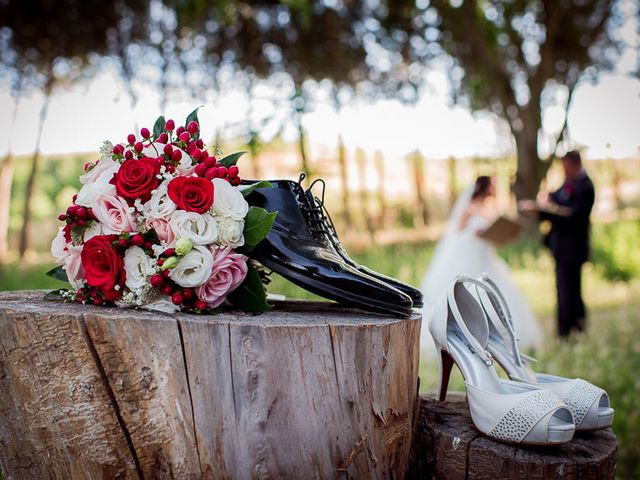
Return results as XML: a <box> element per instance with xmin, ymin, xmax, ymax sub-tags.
<box><xmin>436</xmin><ymin>348</ymin><xmax>455</xmax><ymax>402</ymax></box>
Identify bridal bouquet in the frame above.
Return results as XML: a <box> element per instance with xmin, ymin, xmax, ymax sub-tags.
<box><xmin>49</xmin><ymin>109</ymin><xmax>276</xmax><ymax>313</ymax></box>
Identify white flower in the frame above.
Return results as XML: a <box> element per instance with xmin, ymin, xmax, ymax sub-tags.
<box><xmin>169</xmin><ymin>245</ymin><xmax>214</xmax><ymax>288</ymax></box>
<box><xmin>211</xmin><ymin>178</ymin><xmax>249</xmax><ymax>220</ymax></box>
<box><xmin>141</xmin><ymin>298</ymin><xmax>180</xmax><ymax>314</ymax></box>
<box><xmin>216</xmin><ymin>216</ymin><xmax>245</xmax><ymax>248</ymax></box>
<box><xmin>76</xmin><ymin>179</ymin><xmax>117</xmax><ymax>208</ymax></box>
<box><xmin>169</xmin><ymin>211</ymin><xmax>218</xmax><ymax>245</ymax></box>
<box><xmin>80</xmin><ymin>157</ymin><xmax>119</xmax><ymax>185</ymax></box>
<box><xmin>143</xmin><ymin>180</ymin><xmax>176</xmax><ymax>219</ymax></box>
<box><xmin>99</xmin><ymin>140</ymin><xmax>114</xmax><ymax>159</ymax></box>
<box><xmin>50</xmin><ymin>227</ymin><xmax>85</xmax><ymax>290</ymax></box>
<box><xmin>124</xmin><ymin>246</ymin><xmax>156</xmax><ymax>291</ymax></box>
<box><xmin>83</xmin><ymin>222</ymin><xmax>102</xmax><ymax>242</ymax></box>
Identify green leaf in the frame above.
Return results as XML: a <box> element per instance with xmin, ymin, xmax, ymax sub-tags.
<box><xmin>239</xmin><ymin>207</ymin><xmax>278</xmax><ymax>253</ymax></box>
<box><xmin>218</xmin><ymin>151</ymin><xmax>246</xmax><ymax>167</ymax></box>
<box><xmin>185</xmin><ymin>106</ymin><xmax>201</xmax><ymax>128</ymax></box>
<box><xmin>46</xmin><ymin>266</ymin><xmax>70</xmax><ymax>282</ymax></box>
<box><xmin>239</xmin><ymin>181</ymin><xmax>272</xmax><ymax>197</ymax></box>
<box><xmin>153</xmin><ymin>115</ymin><xmax>166</xmax><ymax>139</ymax></box>
<box><xmin>227</xmin><ymin>264</ymin><xmax>271</xmax><ymax>312</ymax></box>
<box><xmin>44</xmin><ymin>289</ymin><xmax>70</xmax><ymax>301</ymax></box>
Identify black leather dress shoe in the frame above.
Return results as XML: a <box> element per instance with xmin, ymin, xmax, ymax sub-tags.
<box><xmin>302</xmin><ymin>178</ymin><xmax>424</xmax><ymax>308</ymax></box>
<box><xmin>244</xmin><ymin>179</ymin><xmax>414</xmax><ymax>317</ymax></box>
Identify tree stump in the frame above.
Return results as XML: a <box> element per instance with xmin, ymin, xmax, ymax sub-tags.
<box><xmin>410</xmin><ymin>393</ymin><xmax>617</xmax><ymax>479</ymax></box>
<box><xmin>0</xmin><ymin>291</ymin><xmax>421</xmax><ymax>479</ymax></box>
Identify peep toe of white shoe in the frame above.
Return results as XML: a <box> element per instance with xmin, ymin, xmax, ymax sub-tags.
<box><xmin>475</xmin><ymin>274</ymin><xmax>614</xmax><ymax>432</ymax></box>
<box><xmin>429</xmin><ymin>276</ymin><xmax>575</xmax><ymax>445</ymax></box>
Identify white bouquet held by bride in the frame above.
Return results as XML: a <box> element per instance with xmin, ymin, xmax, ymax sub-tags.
<box><xmin>49</xmin><ymin>108</ymin><xmax>277</xmax><ymax>313</ymax></box>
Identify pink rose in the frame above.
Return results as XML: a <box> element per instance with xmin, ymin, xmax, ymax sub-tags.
<box><xmin>146</xmin><ymin>217</ymin><xmax>175</xmax><ymax>244</ymax></box>
<box><xmin>50</xmin><ymin>227</ymin><xmax>85</xmax><ymax>289</ymax></box>
<box><xmin>93</xmin><ymin>193</ymin><xmax>137</xmax><ymax>235</ymax></box>
<box><xmin>195</xmin><ymin>246</ymin><xmax>248</xmax><ymax>308</ymax></box>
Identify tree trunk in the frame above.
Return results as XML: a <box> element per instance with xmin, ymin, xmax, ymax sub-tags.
<box><xmin>295</xmin><ymin>110</ymin><xmax>310</xmax><ymax>177</ymax></box>
<box><xmin>448</xmin><ymin>156</ymin><xmax>457</xmax><ymax>209</ymax></box>
<box><xmin>337</xmin><ymin>133</ymin><xmax>351</xmax><ymax>227</ymax></box>
<box><xmin>0</xmin><ymin>291</ymin><xmax>420</xmax><ymax>479</ymax></box>
<box><xmin>374</xmin><ymin>150</ymin><xmax>386</xmax><ymax>229</ymax></box>
<box><xmin>0</xmin><ymin>154</ymin><xmax>14</xmax><ymax>261</ymax></box>
<box><xmin>512</xmin><ymin>128</ymin><xmax>545</xmax><ymax>201</ymax></box>
<box><xmin>18</xmin><ymin>80</ymin><xmax>52</xmax><ymax>258</ymax></box>
<box><xmin>409</xmin><ymin>151</ymin><xmax>429</xmax><ymax>226</ymax></box>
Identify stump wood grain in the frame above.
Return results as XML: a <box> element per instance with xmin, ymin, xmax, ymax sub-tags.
<box><xmin>410</xmin><ymin>393</ymin><xmax>617</xmax><ymax>480</ymax></box>
<box><xmin>0</xmin><ymin>291</ymin><xmax>421</xmax><ymax>479</ymax></box>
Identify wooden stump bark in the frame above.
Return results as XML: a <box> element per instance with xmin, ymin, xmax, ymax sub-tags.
<box><xmin>410</xmin><ymin>393</ymin><xmax>617</xmax><ymax>480</ymax></box>
<box><xmin>0</xmin><ymin>291</ymin><xmax>421</xmax><ymax>480</ymax></box>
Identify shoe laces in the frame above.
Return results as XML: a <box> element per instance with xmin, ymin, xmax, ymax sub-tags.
<box><xmin>293</xmin><ymin>174</ymin><xmax>335</xmax><ymax>238</ymax></box>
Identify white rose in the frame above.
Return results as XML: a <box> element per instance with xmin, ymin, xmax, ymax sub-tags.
<box><xmin>50</xmin><ymin>227</ymin><xmax>85</xmax><ymax>289</ymax></box>
<box><xmin>93</xmin><ymin>193</ymin><xmax>137</xmax><ymax>235</ymax></box>
<box><xmin>80</xmin><ymin>157</ymin><xmax>119</xmax><ymax>185</ymax></box>
<box><xmin>143</xmin><ymin>181</ymin><xmax>176</xmax><ymax>219</ymax></box>
<box><xmin>169</xmin><ymin>211</ymin><xmax>218</xmax><ymax>245</ymax></box>
<box><xmin>124</xmin><ymin>246</ymin><xmax>156</xmax><ymax>291</ymax></box>
<box><xmin>216</xmin><ymin>217</ymin><xmax>245</xmax><ymax>248</ymax></box>
<box><xmin>169</xmin><ymin>245</ymin><xmax>213</xmax><ymax>288</ymax></box>
<box><xmin>141</xmin><ymin>298</ymin><xmax>180</xmax><ymax>314</ymax></box>
<box><xmin>211</xmin><ymin>178</ymin><xmax>249</xmax><ymax>220</ymax></box>
<box><xmin>83</xmin><ymin>222</ymin><xmax>102</xmax><ymax>242</ymax></box>
<box><xmin>76</xmin><ymin>180</ymin><xmax>117</xmax><ymax>208</ymax></box>
<box><xmin>143</xmin><ymin>142</ymin><xmax>194</xmax><ymax>176</ymax></box>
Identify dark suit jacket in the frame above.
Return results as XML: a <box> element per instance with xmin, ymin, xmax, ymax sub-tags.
<box><xmin>540</xmin><ymin>172</ymin><xmax>595</xmax><ymax>264</ymax></box>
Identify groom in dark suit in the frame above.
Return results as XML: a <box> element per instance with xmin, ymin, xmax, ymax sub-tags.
<box><xmin>522</xmin><ymin>151</ymin><xmax>595</xmax><ymax>337</ymax></box>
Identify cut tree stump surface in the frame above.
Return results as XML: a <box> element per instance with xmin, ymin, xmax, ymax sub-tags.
<box><xmin>410</xmin><ymin>393</ymin><xmax>617</xmax><ymax>480</ymax></box>
<box><xmin>0</xmin><ymin>290</ymin><xmax>421</xmax><ymax>480</ymax></box>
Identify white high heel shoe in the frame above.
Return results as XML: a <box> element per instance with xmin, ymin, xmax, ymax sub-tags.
<box><xmin>475</xmin><ymin>274</ymin><xmax>614</xmax><ymax>432</ymax></box>
<box><xmin>430</xmin><ymin>276</ymin><xmax>575</xmax><ymax>445</ymax></box>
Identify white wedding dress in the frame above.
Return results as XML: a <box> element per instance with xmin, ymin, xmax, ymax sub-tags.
<box><xmin>420</xmin><ymin>188</ymin><xmax>542</xmax><ymax>355</ymax></box>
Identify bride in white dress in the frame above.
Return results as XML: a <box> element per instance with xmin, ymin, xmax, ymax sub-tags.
<box><xmin>420</xmin><ymin>176</ymin><xmax>542</xmax><ymax>354</ymax></box>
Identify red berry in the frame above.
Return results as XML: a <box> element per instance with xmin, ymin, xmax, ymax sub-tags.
<box><xmin>188</xmin><ymin>142</ymin><xmax>196</xmax><ymax>152</ymax></box>
<box><xmin>228</xmin><ymin>165</ymin><xmax>239</xmax><ymax>178</ymax></box>
<box><xmin>164</xmin><ymin>248</ymin><xmax>175</xmax><ymax>257</ymax></box>
<box><xmin>76</xmin><ymin>207</ymin><xmax>87</xmax><ymax>219</ymax></box>
<box><xmin>183</xmin><ymin>288</ymin><xmax>194</xmax><ymax>300</ymax></box>
<box><xmin>196</xmin><ymin>139</ymin><xmax>204</xmax><ymax>149</ymax></box>
<box><xmin>176</xmin><ymin>126</ymin><xmax>185</xmax><ymax>136</ymax></box>
<box><xmin>77</xmin><ymin>219</ymin><xmax>86</xmax><ymax>226</ymax></box>
<box><xmin>84</xmin><ymin>162</ymin><xmax>93</xmax><ymax>172</ymax></box>
<box><xmin>171</xmin><ymin>292</ymin><xmax>184</xmax><ymax>305</ymax></box>
<box><xmin>165</xmin><ymin>164</ymin><xmax>176</xmax><ymax>174</ymax></box>
<box><xmin>144</xmin><ymin>241</ymin><xmax>153</xmax><ymax>249</ymax></box>
<box><xmin>132</xmin><ymin>234</ymin><xmax>145</xmax><ymax>246</ymax></box>
<box><xmin>204</xmin><ymin>156</ymin><xmax>216</xmax><ymax>168</ymax></box>
<box><xmin>165</xmin><ymin>119</ymin><xmax>175</xmax><ymax>131</ymax></box>
<box><xmin>118</xmin><ymin>239</ymin><xmax>128</xmax><ymax>248</ymax></box>
<box><xmin>205</xmin><ymin>168</ymin><xmax>216</xmax><ymax>179</ymax></box>
<box><xmin>93</xmin><ymin>297</ymin><xmax>103</xmax><ymax>306</ymax></box>
<box><xmin>163</xmin><ymin>144</ymin><xmax>173</xmax><ymax>156</ymax></box>
<box><xmin>187</xmin><ymin>121</ymin><xmax>199</xmax><ymax>135</ymax></box>
<box><xmin>217</xmin><ymin>166</ymin><xmax>228</xmax><ymax>177</ymax></box>
<box><xmin>112</xmin><ymin>144</ymin><xmax>123</xmax><ymax>155</ymax></box>
<box><xmin>171</xmin><ymin>150</ymin><xmax>182</xmax><ymax>162</ymax></box>
<box><xmin>125</xmin><ymin>150</ymin><xmax>134</xmax><ymax>159</ymax></box>
<box><xmin>179</xmin><ymin>132</ymin><xmax>190</xmax><ymax>143</ymax></box>
<box><xmin>150</xmin><ymin>274</ymin><xmax>164</xmax><ymax>288</ymax></box>
<box><xmin>162</xmin><ymin>269</ymin><xmax>171</xmax><ymax>278</ymax></box>
<box><xmin>163</xmin><ymin>284</ymin><xmax>173</xmax><ymax>294</ymax></box>
<box><xmin>195</xmin><ymin>299</ymin><xmax>207</xmax><ymax>310</ymax></box>
<box><xmin>134</xmin><ymin>142</ymin><xmax>143</xmax><ymax>153</ymax></box>
<box><xmin>140</xmin><ymin>127</ymin><xmax>151</xmax><ymax>138</ymax></box>
<box><xmin>157</xmin><ymin>258</ymin><xmax>164</xmax><ymax>266</ymax></box>
<box><xmin>58</xmin><ymin>214</ymin><xmax>67</xmax><ymax>221</ymax></box>
<box><xmin>158</xmin><ymin>133</ymin><xmax>169</xmax><ymax>144</ymax></box>
<box><xmin>127</xmin><ymin>134</ymin><xmax>136</xmax><ymax>144</ymax></box>
<box><xmin>191</xmin><ymin>149</ymin><xmax>202</xmax><ymax>161</ymax></box>
<box><xmin>87</xmin><ymin>208</ymin><xmax>95</xmax><ymax>219</ymax></box>
<box><xmin>194</xmin><ymin>163</ymin><xmax>207</xmax><ymax>176</ymax></box>
<box><xmin>67</xmin><ymin>205</ymin><xmax>79</xmax><ymax>217</ymax></box>
<box><xmin>232</xmin><ymin>177</ymin><xmax>241</xmax><ymax>186</ymax></box>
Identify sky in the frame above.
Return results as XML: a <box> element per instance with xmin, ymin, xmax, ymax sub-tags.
<box><xmin>1</xmin><ymin>6</ymin><xmax>639</xmax><ymax>162</ymax></box>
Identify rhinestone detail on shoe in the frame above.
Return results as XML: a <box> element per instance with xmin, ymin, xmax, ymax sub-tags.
<box><xmin>563</xmin><ymin>379</ymin><xmax>603</xmax><ymax>427</ymax></box>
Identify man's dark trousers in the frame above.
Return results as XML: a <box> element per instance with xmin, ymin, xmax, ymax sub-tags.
<box><xmin>555</xmin><ymin>261</ymin><xmax>586</xmax><ymax>337</ymax></box>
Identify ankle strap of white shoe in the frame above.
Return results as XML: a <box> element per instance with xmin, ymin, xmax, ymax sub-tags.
<box><xmin>447</xmin><ymin>276</ymin><xmax>494</xmax><ymax>366</ymax></box>
<box><xmin>476</xmin><ymin>275</ymin><xmax>524</xmax><ymax>367</ymax></box>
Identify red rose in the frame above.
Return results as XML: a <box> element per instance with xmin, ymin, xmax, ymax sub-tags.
<box><xmin>81</xmin><ymin>235</ymin><xmax>125</xmax><ymax>296</ymax></box>
<box><xmin>168</xmin><ymin>176</ymin><xmax>214</xmax><ymax>213</ymax></box>
<box><xmin>111</xmin><ymin>157</ymin><xmax>160</xmax><ymax>203</ymax></box>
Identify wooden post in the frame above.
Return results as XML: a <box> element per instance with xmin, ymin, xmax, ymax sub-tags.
<box><xmin>410</xmin><ymin>394</ymin><xmax>617</xmax><ymax>479</ymax></box>
<box><xmin>0</xmin><ymin>291</ymin><xmax>420</xmax><ymax>479</ymax></box>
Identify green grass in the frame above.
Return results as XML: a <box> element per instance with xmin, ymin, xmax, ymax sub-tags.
<box><xmin>1</xmin><ymin>218</ymin><xmax>639</xmax><ymax>477</ymax></box>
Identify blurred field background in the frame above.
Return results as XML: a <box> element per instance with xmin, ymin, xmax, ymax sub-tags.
<box><xmin>1</xmin><ymin>0</ymin><xmax>640</xmax><ymax>478</ymax></box>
